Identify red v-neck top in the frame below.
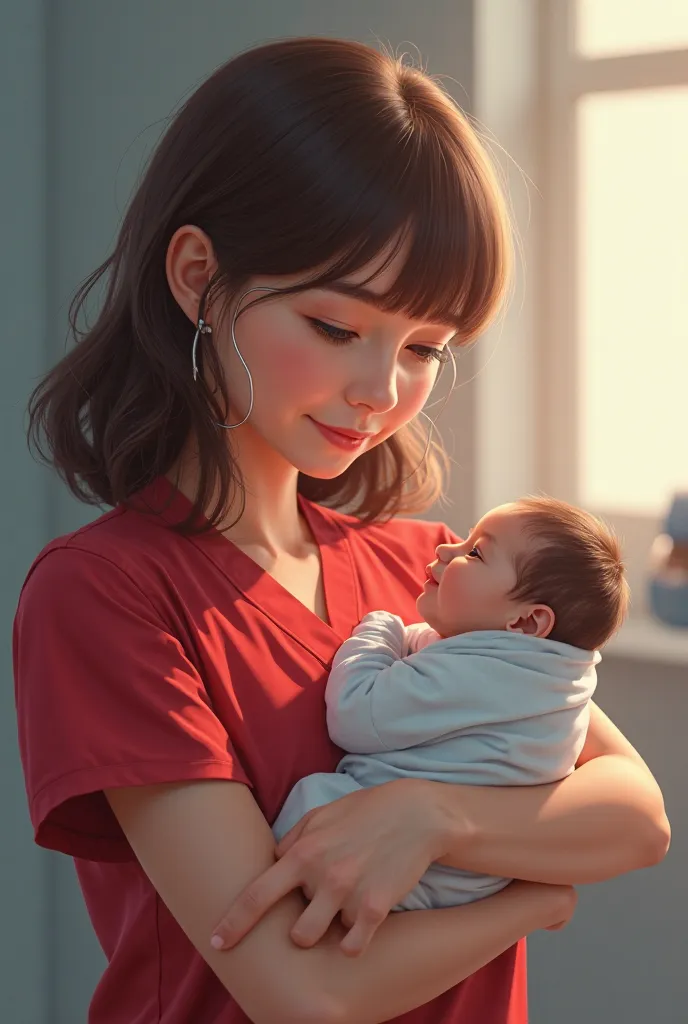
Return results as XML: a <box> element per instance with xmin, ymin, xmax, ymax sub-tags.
<box><xmin>13</xmin><ymin>477</ymin><xmax>527</xmax><ymax>1024</ymax></box>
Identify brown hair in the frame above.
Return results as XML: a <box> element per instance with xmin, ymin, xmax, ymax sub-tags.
<box><xmin>27</xmin><ymin>37</ymin><xmax>511</xmax><ymax>533</ymax></box>
<box><xmin>508</xmin><ymin>496</ymin><xmax>629</xmax><ymax>650</ymax></box>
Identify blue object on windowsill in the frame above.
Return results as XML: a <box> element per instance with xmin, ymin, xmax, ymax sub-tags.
<box><xmin>648</xmin><ymin>492</ymin><xmax>688</xmax><ymax>629</ymax></box>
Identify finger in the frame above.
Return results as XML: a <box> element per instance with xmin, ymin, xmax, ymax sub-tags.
<box><xmin>289</xmin><ymin>889</ymin><xmax>343</xmax><ymax>948</ymax></box>
<box><xmin>339</xmin><ymin>900</ymin><xmax>388</xmax><ymax>957</ymax></box>
<box><xmin>275</xmin><ymin>810</ymin><xmax>314</xmax><ymax>858</ymax></box>
<box><xmin>210</xmin><ymin>858</ymin><xmax>301</xmax><ymax>950</ymax></box>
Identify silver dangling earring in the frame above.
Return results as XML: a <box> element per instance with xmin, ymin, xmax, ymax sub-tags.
<box><xmin>191</xmin><ymin>285</ymin><xmax>279</xmax><ymax>430</ymax></box>
<box><xmin>191</xmin><ymin>320</ymin><xmax>212</xmax><ymax>382</ymax></box>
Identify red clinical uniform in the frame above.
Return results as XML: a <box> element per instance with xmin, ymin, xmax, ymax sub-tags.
<box><xmin>14</xmin><ymin>476</ymin><xmax>527</xmax><ymax>1024</ymax></box>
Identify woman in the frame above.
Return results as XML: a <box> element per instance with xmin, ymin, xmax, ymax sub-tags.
<box><xmin>14</xmin><ymin>37</ymin><xmax>669</xmax><ymax>1024</ymax></box>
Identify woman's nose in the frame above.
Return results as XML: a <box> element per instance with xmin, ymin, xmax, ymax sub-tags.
<box><xmin>344</xmin><ymin>350</ymin><xmax>399</xmax><ymax>414</ymax></box>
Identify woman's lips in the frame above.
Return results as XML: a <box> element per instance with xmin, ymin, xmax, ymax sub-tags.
<box><xmin>308</xmin><ymin>417</ymin><xmax>375</xmax><ymax>451</ymax></box>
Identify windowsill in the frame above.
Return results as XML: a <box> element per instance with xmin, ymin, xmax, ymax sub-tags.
<box><xmin>604</xmin><ymin>614</ymin><xmax>688</xmax><ymax>666</ymax></box>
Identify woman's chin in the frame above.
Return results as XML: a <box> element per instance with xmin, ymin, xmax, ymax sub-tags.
<box><xmin>294</xmin><ymin>455</ymin><xmax>362</xmax><ymax>480</ymax></box>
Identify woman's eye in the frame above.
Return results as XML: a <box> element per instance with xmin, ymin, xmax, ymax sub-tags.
<box><xmin>307</xmin><ymin>320</ymin><xmax>451</xmax><ymax>365</ymax></box>
<box><xmin>409</xmin><ymin>345</ymin><xmax>451</xmax><ymax>365</ymax></box>
<box><xmin>307</xmin><ymin>318</ymin><xmax>356</xmax><ymax>343</ymax></box>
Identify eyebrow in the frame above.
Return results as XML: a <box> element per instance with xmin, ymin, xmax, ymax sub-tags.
<box><xmin>321</xmin><ymin>282</ymin><xmax>464</xmax><ymax>332</ymax></box>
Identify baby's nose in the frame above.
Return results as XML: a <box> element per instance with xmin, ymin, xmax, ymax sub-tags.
<box><xmin>435</xmin><ymin>540</ymin><xmax>465</xmax><ymax>561</ymax></box>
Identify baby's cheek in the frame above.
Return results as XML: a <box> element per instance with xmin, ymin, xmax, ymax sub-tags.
<box><xmin>444</xmin><ymin>573</ymin><xmax>464</xmax><ymax>602</ymax></box>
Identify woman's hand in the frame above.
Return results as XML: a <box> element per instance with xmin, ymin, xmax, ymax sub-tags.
<box><xmin>210</xmin><ymin>779</ymin><xmax>451</xmax><ymax>957</ymax></box>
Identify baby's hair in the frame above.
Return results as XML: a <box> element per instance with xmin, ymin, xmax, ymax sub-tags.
<box><xmin>508</xmin><ymin>495</ymin><xmax>629</xmax><ymax>650</ymax></box>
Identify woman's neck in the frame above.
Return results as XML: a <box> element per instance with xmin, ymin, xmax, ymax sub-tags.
<box><xmin>173</xmin><ymin>428</ymin><xmax>312</xmax><ymax>558</ymax></box>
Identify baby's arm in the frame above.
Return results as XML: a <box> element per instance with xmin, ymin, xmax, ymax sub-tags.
<box><xmin>325</xmin><ymin>611</ymin><xmax>424</xmax><ymax>753</ymax></box>
<box><xmin>328</xmin><ymin>626</ymin><xmax>600</xmax><ymax>771</ymax></box>
<box><xmin>405</xmin><ymin>621</ymin><xmax>441</xmax><ymax>655</ymax></box>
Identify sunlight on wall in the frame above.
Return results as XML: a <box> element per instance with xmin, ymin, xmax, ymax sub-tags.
<box><xmin>577</xmin><ymin>0</ymin><xmax>688</xmax><ymax>57</ymax></box>
<box><xmin>577</xmin><ymin>86</ymin><xmax>688</xmax><ymax>513</ymax></box>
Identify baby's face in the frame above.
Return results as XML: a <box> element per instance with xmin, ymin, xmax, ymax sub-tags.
<box><xmin>417</xmin><ymin>504</ymin><xmax>532</xmax><ymax>637</ymax></box>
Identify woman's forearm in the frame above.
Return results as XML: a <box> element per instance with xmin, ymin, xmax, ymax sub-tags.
<box><xmin>431</xmin><ymin>755</ymin><xmax>671</xmax><ymax>885</ymax></box>
<box><xmin>320</xmin><ymin>881</ymin><xmax>562</xmax><ymax>1024</ymax></box>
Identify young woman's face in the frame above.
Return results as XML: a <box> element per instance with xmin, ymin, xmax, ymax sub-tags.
<box><xmin>213</xmin><ymin>251</ymin><xmax>457</xmax><ymax>478</ymax></box>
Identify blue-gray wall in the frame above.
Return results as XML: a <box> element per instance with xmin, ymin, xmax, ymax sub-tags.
<box><xmin>3</xmin><ymin>5</ymin><xmax>51</xmax><ymax>1024</ymax></box>
<box><xmin>1</xmin><ymin>3</ymin><xmax>683</xmax><ymax>1022</ymax></box>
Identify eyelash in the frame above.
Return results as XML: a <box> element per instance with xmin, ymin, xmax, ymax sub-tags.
<box><xmin>467</xmin><ymin>545</ymin><xmax>483</xmax><ymax>561</ymax></box>
<box><xmin>307</xmin><ymin>318</ymin><xmax>451</xmax><ymax>365</ymax></box>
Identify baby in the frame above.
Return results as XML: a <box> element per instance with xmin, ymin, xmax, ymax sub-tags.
<box><xmin>273</xmin><ymin>495</ymin><xmax>630</xmax><ymax>910</ymax></box>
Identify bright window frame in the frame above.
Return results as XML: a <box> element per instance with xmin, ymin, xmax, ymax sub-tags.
<box><xmin>474</xmin><ymin>0</ymin><xmax>688</xmax><ymax>617</ymax></box>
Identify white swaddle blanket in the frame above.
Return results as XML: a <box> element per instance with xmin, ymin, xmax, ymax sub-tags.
<box><xmin>274</xmin><ymin>611</ymin><xmax>599</xmax><ymax>909</ymax></box>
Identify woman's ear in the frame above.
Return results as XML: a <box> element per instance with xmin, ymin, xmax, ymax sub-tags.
<box><xmin>506</xmin><ymin>604</ymin><xmax>555</xmax><ymax>639</ymax></box>
<box><xmin>165</xmin><ymin>224</ymin><xmax>218</xmax><ymax>325</ymax></box>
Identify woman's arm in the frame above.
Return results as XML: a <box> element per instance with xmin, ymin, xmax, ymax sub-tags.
<box><xmin>432</xmin><ymin>702</ymin><xmax>671</xmax><ymax>884</ymax></box>
<box><xmin>107</xmin><ymin>780</ymin><xmax>573</xmax><ymax>1024</ymax></box>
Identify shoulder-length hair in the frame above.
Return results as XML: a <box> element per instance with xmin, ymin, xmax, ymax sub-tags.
<box><xmin>28</xmin><ymin>37</ymin><xmax>511</xmax><ymax>533</ymax></box>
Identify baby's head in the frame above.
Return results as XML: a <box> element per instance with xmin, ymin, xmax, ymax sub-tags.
<box><xmin>417</xmin><ymin>496</ymin><xmax>629</xmax><ymax>650</ymax></box>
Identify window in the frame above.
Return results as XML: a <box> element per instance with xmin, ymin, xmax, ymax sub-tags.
<box><xmin>576</xmin><ymin>0</ymin><xmax>688</xmax><ymax>58</ymax></box>
<box><xmin>474</xmin><ymin>0</ymin><xmax>688</xmax><ymax>623</ymax></box>
<box><xmin>539</xmin><ymin>0</ymin><xmax>688</xmax><ymax>614</ymax></box>
<box><xmin>577</xmin><ymin>86</ymin><xmax>688</xmax><ymax>514</ymax></box>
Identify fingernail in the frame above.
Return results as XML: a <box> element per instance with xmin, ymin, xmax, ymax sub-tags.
<box><xmin>210</xmin><ymin>934</ymin><xmax>225</xmax><ymax>950</ymax></box>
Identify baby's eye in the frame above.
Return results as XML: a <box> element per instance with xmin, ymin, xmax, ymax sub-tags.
<box><xmin>467</xmin><ymin>545</ymin><xmax>483</xmax><ymax>561</ymax></box>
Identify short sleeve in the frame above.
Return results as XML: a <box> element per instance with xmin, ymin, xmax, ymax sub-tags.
<box><xmin>13</xmin><ymin>545</ymin><xmax>250</xmax><ymax>862</ymax></box>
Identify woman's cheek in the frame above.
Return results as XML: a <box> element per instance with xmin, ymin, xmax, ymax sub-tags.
<box><xmin>397</xmin><ymin>370</ymin><xmax>437</xmax><ymax>421</ymax></box>
<box><xmin>260</xmin><ymin>334</ymin><xmax>325</xmax><ymax>394</ymax></box>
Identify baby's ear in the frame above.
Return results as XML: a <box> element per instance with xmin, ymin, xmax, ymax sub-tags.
<box><xmin>506</xmin><ymin>605</ymin><xmax>555</xmax><ymax>639</ymax></box>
